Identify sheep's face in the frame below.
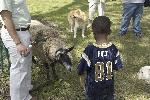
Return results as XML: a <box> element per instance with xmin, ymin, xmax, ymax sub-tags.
<box><xmin>138</xmin><ymin>66</ymin><xmax>150</xmax><ymax>80</ymax></box>
<box><xmin>55</xmin><ymin>46</ymin><xmax>74</xmax><ymax>71</ymax></box>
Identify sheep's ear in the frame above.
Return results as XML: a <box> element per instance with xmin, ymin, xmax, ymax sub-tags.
<box><xmin>66</xmin><ymin>46</ymin><xmax>74</xmax><ymax>53</ymax></box>
<box><xmin>55</xmin><ymin>48</ymin><xmax>63</xmax><ymax>56</ymax></box>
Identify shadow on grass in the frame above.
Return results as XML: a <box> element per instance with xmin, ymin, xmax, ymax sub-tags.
<box><xmin>31</xmin><ymin>0</ymin><xmax>87</xmax><ymax>23</ymax></box>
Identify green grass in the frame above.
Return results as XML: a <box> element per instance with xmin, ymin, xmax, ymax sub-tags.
<box><xmin>1</xmin><ymin>0</ymin><xmax>150</xmax><ymax>100</ymax></box>
<box><xmin>27</xmin><ymin>0</ymin><xmax>150</xmax><ymax>100</ymax></box>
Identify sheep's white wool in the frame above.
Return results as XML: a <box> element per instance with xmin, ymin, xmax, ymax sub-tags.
<box><xmin>31</xmin><ymin>20</ymin><xmax>44</xmax><ymax>26</ymax></box>
<box><xmin>138</xmin><ymin>66</ymin><xmax>150</xmax><ymax>83</ymax></box>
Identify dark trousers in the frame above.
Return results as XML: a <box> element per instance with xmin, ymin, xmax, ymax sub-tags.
<box><xmin>86</xmin><ymin>94</ymin><xmax>114</xmax><ymax>100</ymax></box>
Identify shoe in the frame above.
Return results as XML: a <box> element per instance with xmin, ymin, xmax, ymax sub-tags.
<box><xmin>118</xmin><ymin>32</ymin><xmax>126</xmax><ymax>37</ymax></box>
<box><xmin>135</xmin><ymin>33</ymin><xmax>142</xmax><ymax>38</ymax></box>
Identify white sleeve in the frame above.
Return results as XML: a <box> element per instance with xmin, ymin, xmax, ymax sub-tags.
<box><xmin>88</xmin><ymin>0</ymin><xmax>96</xmax><ymax>3</ymax></box>
<box><xmin>0</xmin><ymin>0</ymin><xmax>12</xmax><ymax>13</ymax></box>
<box><xmin>100</xmin><ymin>0</ymin><xmax>106</xmax><ymax>3</ymax></box>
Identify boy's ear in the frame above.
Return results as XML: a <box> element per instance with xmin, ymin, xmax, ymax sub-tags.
<box><xmin>107</xmin><ymin>29</ymin><xmax>111</xmax><ymax>35</ymax></box>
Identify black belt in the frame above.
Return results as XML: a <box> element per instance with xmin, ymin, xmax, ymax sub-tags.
<box><xmin>4</xmin><ymin>25</ymin><xmax>30</xmax><ymax>31</ymax></box>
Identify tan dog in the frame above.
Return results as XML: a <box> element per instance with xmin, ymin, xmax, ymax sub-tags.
<box><xmin>68</xmin><ymin>9</ymin><xmax>87</xmax><ymax>38</ymax></box>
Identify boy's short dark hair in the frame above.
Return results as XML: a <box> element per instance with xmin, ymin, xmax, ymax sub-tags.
<box><xmin>92</xmin><ymin>16</ymin><xmax>111</xmax><ymax>36</ymax></box>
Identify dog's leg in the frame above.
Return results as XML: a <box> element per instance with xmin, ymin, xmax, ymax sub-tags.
<box><xmin>82</xmin><ymin>26</ymin><xmax>86</xmax><ymax>38</ymax></box>
<box><xmin>69</xmin><ymin>18</ymin><xmax>74</xmax><ymax>32</ymax></box>
<box><xmin>70</xmin><ymin>24</ymin><xmax>74</xmax><ymax>32</ymax></box>
<box><xmin>74</xmin><ymin>24</ymin><xmax>77</xmax><ymax>38</ymax></box>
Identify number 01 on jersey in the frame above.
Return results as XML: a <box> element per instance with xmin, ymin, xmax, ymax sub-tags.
<box><xmin>95</xmin><ymin>61</ymin><xmax>113</xmax><ymax>82</ymax></box>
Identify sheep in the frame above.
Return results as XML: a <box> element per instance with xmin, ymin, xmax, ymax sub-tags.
<box><xmin>30</xmin><ymin>20</ymin><xmax>74</xmax><ymax>81</ymax></box>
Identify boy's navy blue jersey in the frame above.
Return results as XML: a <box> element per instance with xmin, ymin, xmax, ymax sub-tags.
<box><xmin>77</xmin><ymin>43</ymin><xmax>123</xmax><ymax>96</ymax></box>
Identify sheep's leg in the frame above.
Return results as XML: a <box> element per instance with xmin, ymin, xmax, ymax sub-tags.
<box><xmin>51</xmin><ymin>63</ymin><xmax>58</xmax><ymax>80</ymax></box>
<box><xmin>44</xmin><ymin>62</ymin><xmax>58</xmax><ymax>81</ymax></box>
<box><xmin>44</xmin><ymin>63</ymin><xmax>53</xmax><ymax>82</ymax></box>
<box><xmin>44</xmin><ymin>63</ymin><xmax>52</xmax><ymax>81</ymax></box>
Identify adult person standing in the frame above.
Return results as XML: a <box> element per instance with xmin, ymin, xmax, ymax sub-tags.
<box><xmin>119</xmin><ymin>0</ymin><xmax>145</xmax><ymax>37</ymax></box>
<box><xmin>0</xmin><ymin>0</ymin><xmax>33</xmax><ymax>100</ymax></box>
<box><xmin>87</xmin><ymin>0</ymin><xmax>106</xmax><ymax>28</ymax></box>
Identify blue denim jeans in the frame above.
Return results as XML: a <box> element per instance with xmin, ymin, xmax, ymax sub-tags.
<box><xmin>119</xmin><ymin>3</ymin><xmax>144</xmax><ymax>34</ymax></box>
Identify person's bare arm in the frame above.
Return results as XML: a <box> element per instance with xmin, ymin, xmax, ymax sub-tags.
<box><xmin>1</xmin><ymin>10</ymin><xmax>21</xmax><ymax>44</ymax></box>
<box><xmin>1</xmin><ymin>10</ymin><xmax>30</xmax><ymax>56</ymax></box>
<box><xmin>79</xmin><ymin>75</ymin><xmax>85</xmax><ymax>91</ymax></box>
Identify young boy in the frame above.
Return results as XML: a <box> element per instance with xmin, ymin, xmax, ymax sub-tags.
<box><xmin>87</xmin><ymin>0</ymin><xmax>106</xmax><ymax>28</ymax></box>
<box><xmin>77</xmin><ymin>16</ymin><xmax>123</xmax><ymax>100</ymax></box>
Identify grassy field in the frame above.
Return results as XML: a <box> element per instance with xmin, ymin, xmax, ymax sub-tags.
<box><xmin>0</xmin><ymin>0</ymin><xmax>150</xmax><ymax>100</ymax></box>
